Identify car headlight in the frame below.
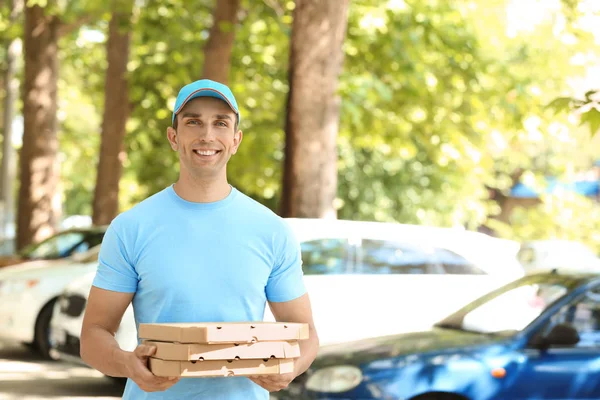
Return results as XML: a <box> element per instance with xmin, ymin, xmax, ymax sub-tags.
<box><xmin>305</xmin><ymin>365</ymin><xmax>363</xmax><ymax>393</ymax></box>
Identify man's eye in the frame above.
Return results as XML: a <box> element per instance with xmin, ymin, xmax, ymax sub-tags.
<box><xmin>216</xmin><ymin>121</ymin><xmax>228</xmax><ymax>127</ymax></box>
<box><xmin>187</xmin><ymin>120</ymin><xmax>200</xmax><ymax>125</ymax></box>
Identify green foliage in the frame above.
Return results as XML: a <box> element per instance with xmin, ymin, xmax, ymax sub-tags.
<box><xmin>0</xmin><ymin>5</ymin><xmax>22</xmax><ymax>44</ymax></box>
<box><xmin>489</xmin><ymin>193</ymin><xmax>600</xmax><ymax>254</ymax></box>
<box><xmin>462</xmin><ymin>0</ymin><xmax>600</xmax><ymax>240</ymax></box>
<box><xmin>548</xmin><ymin>89</ymin><xmax>600</xmax><ymax>136</ymax></box>
<box><xmin>582</xmin><ymin>105</ymin><xmax>600</xmax><ymax>136</ymax></box>
<box><xmin>336</xmin><ymin>0</ymin><xmax>498</xmax><ymax>228</ymax></box>
<box><xmin>226</xmin><ymin>1</ymin><xmax>292</xmax><ymax>210</ymax></box>
<box><xmin>57</xmin><ymin>17</ymin><xmax>107</xmax><ymax>215</ymax></box>
<box><xmin>124</xmin><ymin>0</ymin><xmax>291</xmax><ymax>211</ymax></box>
<box><xmin>14</xmin><ymin>0</ymin><xmax>599</xmax><ymax>251</ymax></box>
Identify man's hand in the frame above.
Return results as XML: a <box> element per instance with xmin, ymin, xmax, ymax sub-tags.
<box><xmin>125</xmin><ymin>344</ymin><xmax>180</xmax><ymax>392</ymax></box>
<box><xmin>248</xmin><ymin>371</ymin><xmax>297</xmax><ymax>392</ymax></box>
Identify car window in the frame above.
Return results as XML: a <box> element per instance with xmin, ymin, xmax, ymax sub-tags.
<box><xmin>459</xmin><ymin>283</ymin><xmax>568</xmax><ymax>334</ymax></box>
<box><xmin>356</xmin><ymin>239</ymin><xmax>444</xmax><ymax>274</ymax></box>
<box><xmin>24</xmin><ymin>232</ymin><xmax>86</xmax><ymax>259</ymax></box>
<box><xmin>550</xmin><ymin>287</ymin><xmax>600</xmax><ymax>348</ymax></box>
<box><xmin>300</xmin><ymin>238</ymin><xmax>350</xmax><ymax>275</ymax></box>
<box><xmin>434</xmin><ymin>248</ymin><xmax>486</xmax><ymax>275</ymax></box>
<box><xmin>81</xmin><ymin>232</ymin><xmax>105</xmax><ymax>253</ymax></box>
<box><xmin>75</xmin><ymin>245</ymin><xmax>102</xmax><ymax>263</ymax></box>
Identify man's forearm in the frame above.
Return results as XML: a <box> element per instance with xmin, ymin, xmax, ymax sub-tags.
<box><xmin>80</xmin><ymin>325</ymin><xmax>132</xmax><ymax>378</ymax></box>
<box><xmin>295</xmin><ymin>325</ymin><xmax>319</xmax><ymax>376</ymax></box>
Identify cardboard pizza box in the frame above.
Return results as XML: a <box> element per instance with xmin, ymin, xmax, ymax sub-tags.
<box><xmin>149</xmin><ymin>357</ymin><xmax>295</xmax><ymax>377</ymax></box>
<box><xmin>139</xmin><ymin>322</ymin><xmax>309</xmax><ymax>344</ymax></box>
<box><xmin>142</xmin><ymin>340</ymin><xmax>301</xmax><ymax>361</ymax></box>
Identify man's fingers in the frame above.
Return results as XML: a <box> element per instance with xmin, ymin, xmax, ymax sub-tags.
<box><xmin>139</xmin><ymin>377</ymin><xmax>180</xmax><ymax>392</ymax></box>
<box><xmin>134</xmin><ymin>344</ymin><xmax>157</xmax><ymax>358</ymax></box>
<box><xmin>129</xmin><ymin>346</ymin><xmax>180</xmax><ymax>393</ymax></box>
<box><xmin>253</xmin><ymin>376</ymin><xmax>282</xmax><ymax>385</ymax></box>
<box><xmin>248</xmin><ymin>377</ymin><xmax>268</xmax><ymax>387</ymax></box>
<box><xmin>249</xmin><ymin>376</ymin><xmax>268</xmax><ymax>382</ymax></box>
<box><xmin>248</xmin><ymin>375</ymin><xmax>290</xmax><ymax>392</ymax></box>
<box><xmin>155</xmin><ymin>377</ymin><xmax>180</xmax><ymax>390</ymax></box>
<box><xmin>140</xmin><ymin>369</ymin><xmax>175</xmax><ymax>385</ymax></box>
<box><xmin>135</xmin><ymin>363</ymin><xmax>176</xmax><ymax>385</ymax></box>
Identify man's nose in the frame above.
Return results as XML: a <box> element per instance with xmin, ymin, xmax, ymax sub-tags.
<box><xmin>197</xmin><ymin>124</ymin><xmax>216</xmax><ymax>140</ymax></box>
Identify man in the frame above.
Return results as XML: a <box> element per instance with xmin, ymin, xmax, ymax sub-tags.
<box><xmin>80</xmin><ymin>79</ymin><xmax>319</xmax><ymax>399</ymax></box>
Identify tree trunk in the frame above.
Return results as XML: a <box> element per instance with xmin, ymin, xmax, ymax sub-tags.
<box><xmin>92</xmin><ymin>2</ymin><xmax>134</xmax><ymax>226</ymax></box>
<box><xmin>1</xmin><ymin>0</ymin><xmax>23</xmax><ymax>240</ymax></box>
<box><xmin>202</xmin><ymin>0</ymin><xmax>240</xmax><ymax>84</ymax></box>
<box><xmin>17</xmin><ymin>2</ymin><xmax>61</xmax><ymax>250</ymax></box>
<box><xmin>280</xmin><ymin>0</ymin><xmax>349</xmax><ymax>218</ymax></box>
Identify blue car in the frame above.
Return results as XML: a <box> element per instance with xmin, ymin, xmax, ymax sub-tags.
<box><xmin>282</xmin><ymin>270</ymin><xmax>600</xmax><ymax>400</ymax></box>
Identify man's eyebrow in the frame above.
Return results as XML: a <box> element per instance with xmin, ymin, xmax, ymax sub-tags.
<box><xmin>215</xmin><ymin>114</ymin><xmax>233</xmax><ymax>121</ymax></box>
<box><xmin>181</xmin><ymin>112</ymin><xmax>201</xmax><ymax>119</ymax></box>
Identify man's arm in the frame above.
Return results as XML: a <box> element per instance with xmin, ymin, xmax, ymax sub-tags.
<box><xmin>80</xmin><ymin>286</ymin><xmax>178</xmax><ymax>392</ymax></box>
<box><xmin>80</xmin><ymin>287</ymin><xmax>133</xmax><ymax>377</ymax></box>
<box><xmin>269</xmin><ymin>293</ymin><xmax>319</xmax><ymax>376</ymax></box>
<box><xmin>248</xmin><ymin>293</ymin><xmax>319</xmax><ymax>392</ymax></box>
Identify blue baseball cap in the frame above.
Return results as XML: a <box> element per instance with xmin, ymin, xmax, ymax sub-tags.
<box><xmin>172</xmin><ymin>79</ymin><xmax>240</xmax><ymax>125</ymax></box>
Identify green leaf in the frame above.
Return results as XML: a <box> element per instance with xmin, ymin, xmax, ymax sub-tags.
<box><xmin>584</xmin><ymin>89</ymin><xmax>599</xmax><ymax>102</ymax></box>
<box><xmin>581</xmin><ymin>107</ymin><xmax>600</xmax><ymax>136</ymax></box>
<box><xmin>545</xmin><ymin>96</ymin><xmax>572</xmax><ymax>114</ymax></box>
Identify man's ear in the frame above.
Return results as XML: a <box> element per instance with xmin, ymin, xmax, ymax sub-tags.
<box><xmin>167</xmin><ymin>126</ymin><xmax>178</xmax><ymax>151</ymax></box>
<box><xmin>231</xmin><ymin>130</ymin><xmax>243</xmax><ymax>155</ymax></box>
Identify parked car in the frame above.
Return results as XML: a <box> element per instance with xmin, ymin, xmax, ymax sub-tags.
<box><xmin>49</xmin><ymin>270</ymin><xmax>137</xmax><ymax>365</ymax></box>
<box><xmin>518</xmin><ymin>240</ymin><xmax>600</xmax><ymax>274</ymax></box>
<box><xmin>0</xmin><ymin>225</ymin><xmax>106</xmax><ymax>269</ymax></box>
<box><xmin>0</xmin><ymin>244</ymin><xmax>103</xmax><ymax>359</ymax></box>
<box><xmin>281</xmin><ymin>269</ymin><xmax>600</xmax><ymax>400</ymax></box>
<box><xmin>266</xmin><ymin>219</ymin><xmax>523</xmax><ymax>344</ymax></box>
<box><xmin>50</xmin><ymin>218</ymin><xmax>522</xmax><ymax>368</ymax></box>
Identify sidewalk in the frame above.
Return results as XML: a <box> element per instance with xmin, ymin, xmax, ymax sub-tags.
<box><xmin>0</xmin><ymin>343</ymin><xmax>123</xmax><ymax>399</ymax></box>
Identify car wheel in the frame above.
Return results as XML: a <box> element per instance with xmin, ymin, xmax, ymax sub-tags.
<box><xmin>22</xmin><ymin>342</ymin><xmax>36</xmax><ymax>351</ymax></box>
<box><xmin>33</xmin><ymin>299</ymin><xmax>57</xmax><ymax>360</ymax></box>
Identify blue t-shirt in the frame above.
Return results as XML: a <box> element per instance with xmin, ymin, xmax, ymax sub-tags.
<box><xmin>92</xmin><ymin>185</ymin><xmax>307</xmax><ymax>400</ymax></box>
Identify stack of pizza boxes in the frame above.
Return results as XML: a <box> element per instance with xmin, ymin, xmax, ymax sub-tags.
<box><xmin>139</xmin><ymin>322</ymin><xmax>309</xmax><ymax>377</ymax></box>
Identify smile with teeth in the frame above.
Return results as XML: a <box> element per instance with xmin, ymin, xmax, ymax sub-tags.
<box><xmin>193</xmin><ymin>149</ymin><xmax>220</xmax><ymax>156</ymax></box>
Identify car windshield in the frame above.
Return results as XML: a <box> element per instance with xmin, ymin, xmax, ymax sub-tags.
<box><xmin>21</xmin><ymin>231</ymin><xmax>86</xmax><ymax>259</ymax></box>
<box><xmin>435</xmin><ymin>275</ymin><xmax>571</xmax><ymax>335</ymax></box>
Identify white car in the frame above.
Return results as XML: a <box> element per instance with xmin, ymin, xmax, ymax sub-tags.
<box><xmin>0</xmin><ymin>215</ymin><xmax>97</xmax><ymax>258</ymax></box>
<box><xmin>265</xmin><ymin>218</ymin><xmax>523</xmax><ymax>343</ymax></box>
<box><xmin>0</xmin><ymin>245</ymin><xmax>102</xmax><ymax>359</ymax></box>
<box><xmin>50</xmin><ymin>270</ymin><xmax>137</xmax><ymax>365</ymax></box>
<box><xmin>50</xmin><ymin>218</ymin><xmax>523</xmax><ymax>364</ymax></box>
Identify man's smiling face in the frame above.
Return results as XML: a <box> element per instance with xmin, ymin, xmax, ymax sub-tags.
<box><xmin>167</xmin><ymin>97</ymin><xmax>242</xmax><ymax>180</ymax></box>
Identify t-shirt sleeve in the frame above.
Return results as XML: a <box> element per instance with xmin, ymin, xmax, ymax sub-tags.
<box><xmin>266</xmin><ymin>221</ymin><xmax>307</xmax><ymax>303</ymax></box>
<box><xmin>92</xmin><ymin>221</ymin><xmax>138</xmax><ymax>293</ymax></box>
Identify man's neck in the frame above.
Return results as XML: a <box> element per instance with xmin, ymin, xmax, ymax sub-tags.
<box><xmin>173</xmin><ymin>173</ymin><xmax>232</xmax><ymax>203</ymax></box>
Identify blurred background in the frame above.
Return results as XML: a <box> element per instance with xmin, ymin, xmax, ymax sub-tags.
<box><xmin>0</xmin><ymin>0</ymin><xmax>600</xmax><ymax>399</ymax></box>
